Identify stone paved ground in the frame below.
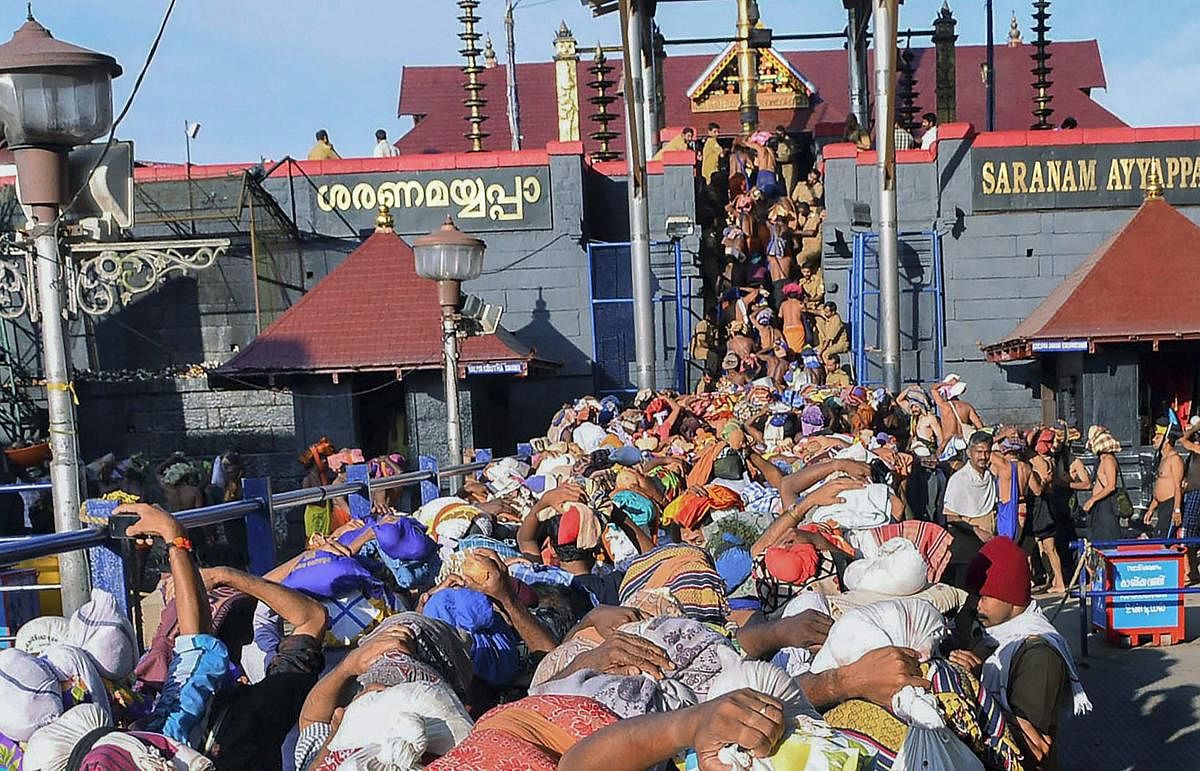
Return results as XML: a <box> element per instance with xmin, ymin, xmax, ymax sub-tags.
<box><xmin>1049</xmin><ymin>591</ymin><xmax>1200</xmax><ymax>769</ymax></box>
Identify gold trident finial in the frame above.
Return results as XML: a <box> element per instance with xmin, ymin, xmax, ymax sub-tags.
<box><xmin>375</xmin><ymin>205</ymin><xmax>394</xmax><ymax>232</ymax></box>
<box><xmin>1144</xmin><ymin>166</ymin><xmax>1164</xmax><ymax>201</ymax></box>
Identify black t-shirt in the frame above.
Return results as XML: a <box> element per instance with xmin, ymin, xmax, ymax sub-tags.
<box><xmin>206</xmin><ymin>634</ymin><xmax>325</xmax><ymax>771</ymax></box>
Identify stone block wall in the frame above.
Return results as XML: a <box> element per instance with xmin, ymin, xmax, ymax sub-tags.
<box><xmin>76</xmin><ymin>377</ymin><xmax>300</xmax><ymax>486</ymax></box>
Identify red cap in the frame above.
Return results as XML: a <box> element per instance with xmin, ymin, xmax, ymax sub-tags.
<box><xmin>966</xmin><ymin>537</ymin><xmax>1031</xmax><ymax>607</ymax></box>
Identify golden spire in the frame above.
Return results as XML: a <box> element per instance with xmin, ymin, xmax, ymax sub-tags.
<box><xmin>1008</xmin><ymin>12</ymin><xmax>1022</xmax><ymax>46</ymax></box>
<box><xmin>375</xmin><ymin>205</ymin><xmax>395</xmax><ymax>232</ymax></box>
<box><xmin>458</xmin><ymin>0</ymin><xmax>489</xmax><ymax>152</ymax></box>
<box><xmin>1144</xmin><ymin>166</ymin><xmax>1164</xmax><ymax>201</ymax></box>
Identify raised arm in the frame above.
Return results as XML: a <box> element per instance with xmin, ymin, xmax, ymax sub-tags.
<box><xmin>201</xmin><ymin>566</ymin><xmax>328</xmax><ymax>639</ymax></box>
<box><xmin>119</xmin><ymin>503</ymin><xmax>210</xmax><ymax>635</ymax></box>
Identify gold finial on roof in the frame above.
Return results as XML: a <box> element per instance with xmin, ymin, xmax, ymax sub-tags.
<box><xmin>1008</xmin><ymin>12</ymin><xmax>1022</xmax><ymax>46</ymax></box>
<box><xmin>375</xmin><ymin>205</ymin><xmax>395</xmax><ymax>232</ymax></box>
<box><xmin>1144</xmin><ymin>166</ymin><xmax>1164</xmax><ymax>201</ymax></box>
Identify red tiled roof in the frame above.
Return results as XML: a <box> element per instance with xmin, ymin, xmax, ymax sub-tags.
<box><xmin>218</xmin><ymin>230</ymin><xmax>549</xmax><ymax>375</ymax></box>
<box><xmin>984</xmin><ymin>197</ymin><xmax>1200</xmax><ymax>361</ymax></box>
<box><xmin>396</xmin><ymin>41</ymin><xmax>1123</xmax><ymax>155</ymax></box>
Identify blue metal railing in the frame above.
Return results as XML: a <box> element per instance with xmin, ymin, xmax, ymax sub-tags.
<box><xmin>0</xmin><ymin>445</ymin><xmax>533</xmax><ymax>635</ymax></box>
<box><xmin>1070</xmin><ymin>536</ymin><xmax>1200</xmax><ymax>657</ymax></box>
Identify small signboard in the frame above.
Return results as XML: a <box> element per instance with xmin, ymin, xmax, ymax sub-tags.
<box><xmin>465</xmin><ymin>361</ymin><xmax>526</xmax><ymax>376</ymax></box>
<box><xmin>1110</xmin><ymin>554</ymin><xmax>1182</xmax><ymax>630</ymax></box>
<box><xmin>1031</xmin><ymin>339</ymin><xmax>1089</xmax><ymax>353</ymax></box>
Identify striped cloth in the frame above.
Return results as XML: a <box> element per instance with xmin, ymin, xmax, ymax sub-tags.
<box><xmin>618</xmin><ymin>544</ymin><xmax>730</xmax><ymax>622</ymax></box>
<box><xmin>1182</xmin><ymin>490</ymin><xmax>1200</xmax><ymax>538</ymax></box>
<box><xmin>855</xmin><ymin>521</ymin><xmax>954</xmax><ymax>583</ymax></box>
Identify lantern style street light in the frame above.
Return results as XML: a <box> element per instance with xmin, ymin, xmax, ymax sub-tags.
<box><xmin>0</xmin><ymin>10</ymin><xmax>121</xmax><ymax>613</ymax></box>
<box><xmin>412</xmin><ymin>216</ymin><xmax>485</xmax><ymax>475</ymax></box>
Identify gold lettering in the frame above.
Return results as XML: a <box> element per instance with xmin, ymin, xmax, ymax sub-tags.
<box><xmin>995</xmin><ymin>163</ymin><xmax>1011</xmax><ymax>194</ymax></box>
<box><xmin>1012</xmin><ymin>161</ymin><xmax>1028</xmax><ymax>194</ymax></box>
<box><xmin>1106</xmin><ymin>159</ymin><xmax>1123</xmax><ymax>191</ymax></box>
<box><xmin>487</xmin><ymin>177</ymin><xmax>526</xmax><ymax>221</ymax></box>
<box><xmin>330</xmin><ymin>184</ymin><xmax>351</xmax><ymax>210</ymax></box>
<box><xmin>1077</xmin><ymin>159</ymin><xmax>1097</xmax><ymax>192</ymax></box>
<box><xmin>981</xmin><ymin>161</ymin><xmax>996</xmax><ymax>195</ymax></box>
<box><xmin>316</xmin><ymin>184</ymin><xmax>333</xmax><ymax>212</ymax></box>
<box><xmin>351</xmin><ymin>183</ymin><xmax>376</xmax><ymax>210</ymax></box>
<box><xmin>1135</xmin><ymin>157</ymin><xmax>1152</xmax><ymax>191</ymax></box>
<box><xmin>1191</xmin><ymin>157</ymin><xmax>1200</xmax><ymax>188</ymax></box>
<box><xmin>1183</xmin><ymin>157</ymin><xmax>1197</xmax><ymax>188</ymax></box>
<box><xmin>450</xmin><ymin>178</ymin><xmax>488</xmax><ymax>218</ymax></box>
<box><xmin>1061</xmin><ymin>161</ymin><xmax>1077</xmax><ymax>192</ymax></box>
<box><xmin>1119</xmin><ymin>158</ymin><xmax>1135</xmax><ymax>190</ymax></box>
<box><xmin>1166</xmin><ymin>157</ymin><xmax>1181</xmax><ymax>188</ymax></box>
<box><xmin>521</xmin><ymin>175</ymin><xmax>543</xmax><ymax>203</ymax></box>
<box><xmin>425</xmin><ymin>180</ymin><xmax>450</xmax><ymax>208</ymax></box>
<box><xmin>1047</xmin><ymin>160</ymin><xmax>1062</xmax><ymax>192</ymax></box>
<box><xmin>1028</xmin><ymin>161</ymin><xmax>1045</xmax><ymax>193</ymax></box>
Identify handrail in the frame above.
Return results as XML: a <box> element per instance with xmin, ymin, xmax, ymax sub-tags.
<box><xmin>0</xmin><ymin>482</ymin><xmax>52</xmax><ymax>493</ymax></box>
<box><xmin>0</xmin><ymin>454</ymin><xmax>513</xmax><ymax>568</ymax></box>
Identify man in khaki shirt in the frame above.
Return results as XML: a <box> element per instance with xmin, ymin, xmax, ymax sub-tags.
<box><xmin>307</xmin><ymin>129</ymin><xmax>341</xmax><ymax>161</ymax></box>
<box><xmin>823</xmin><ymin>353</ymin><xmax>852</xmax><ymax>387</ymax></box>
<box><xmin>791</xmin><ymin>168</ymin><xmax>824</xmax><ymax>209</ymax></box>
<box><xmin>700</xmin><ymin>123</ymin><xmax>724</xmax><ymax>186</ymax></box>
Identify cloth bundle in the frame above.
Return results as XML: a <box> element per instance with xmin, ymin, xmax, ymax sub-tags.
<box><xmin>842</xmin><ymin>538</ymin><xmax>930</xmax><ymax>597</ymax></box>
<box><xmin>360</xmin><ymin>613</ymin><xmax>474</xmax><ymax>700</ymax></box>
<box><xmin>853</xmin><ymin>522</ymin><xmax>953</xmax><ymax>583</ymax></box>
<box><xmin>25</xmin><ymin>703</ymin><xmax>214</xmax><ymax>771</ymax></box>
<box><xmin>662</xmin><ymin>485</ymin><xmax>745</xmax><ymax>530</ymax></box>
<box><xmin>423</xmin><ymin>588</ymin><xmax>520</xmax><ymax>688</ymax></box>
<box><xmin>810</xmin><ymin>598</ymin><xmax>946</xmax><ymax>674</ymax></box>
<box><xmin>618</xmin><ymin>545</ymin><xmax>730</xmax><ymax>622</ymax></box>
<box><xmin>317</xmin><ymin>681</ymin><xmax>474</xmax><ymax>771</ymax></box>
<box><xmin>806</xmin><ymin>483</ymin><xmax>892</xmax><ymax>530</ymax></box>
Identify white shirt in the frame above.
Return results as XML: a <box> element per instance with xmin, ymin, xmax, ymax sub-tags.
<box><xmin>373</xmin><ymin>139</ymin><xmax>399</xmax><ymax>158</ymax></box>
<box><xmin>920</xmin><ymin>126</ymin><xmax>938</xmax><ymax>150</ymax></box>
<box><xmin>943</xmin><ymin>463</ymin><xmax>997</xmax><ymax>519</ymax></box>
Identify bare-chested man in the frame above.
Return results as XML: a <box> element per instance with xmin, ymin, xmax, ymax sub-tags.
<box><xmin>1148</xmin><ymin>418</ymin><xmax>1185</xmax><ymax>540</ymax></box>
<box><xmin>930</xmin><ymin>375</ymin><xmax>984</xmax><ymax>461</ymax></box>
<box><xmin>779</xmin><ymin>285</ymin><xmax>807</xmax><ymax>354</ymax></box>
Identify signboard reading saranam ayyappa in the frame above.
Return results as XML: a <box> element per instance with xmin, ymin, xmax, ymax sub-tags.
<box><xmin>309</xmin><ymin>166</ymin><xmax>552</xmax><ymax>234</ymax></box>
<box><xmin>972</xmin><ymin>141</ymin><xmax>1200</xmax><ymax>210</ymax></box>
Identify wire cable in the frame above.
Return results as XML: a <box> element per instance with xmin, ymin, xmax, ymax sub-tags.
<box><xmin>44</xmin><ymin>0</ymin><xmax>178</xmax><ymax>237</ymax></box>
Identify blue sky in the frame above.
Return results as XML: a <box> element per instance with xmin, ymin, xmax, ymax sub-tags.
<box><xmin>16</xmin><ymin>0</ymin><xmax>1199</xmax><ymax>163</ymax></box>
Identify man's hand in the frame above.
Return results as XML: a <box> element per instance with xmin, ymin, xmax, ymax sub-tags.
<box><xmin>805</xmin><ymin>478</ymin><xmax>865</xmax><ymax>508</ymax></box>
<box><xmin>543</xmin><ymin>481</ymin><xmax>586</xmax><ymax>509</ymax></box>
<box><xmin>1014</xmin><ymin>715</ymin><xmax>1053</xmax><ymax>764</ymax></box>
<box><xmin>116</xmin><ymin>503</ymin><xmax>185</xmax><ymax>544</ymax></box>
<box><xmin>833</xmin><ymin>459</ymin><xmax>874</xmax><ymax>482</ymax></box>
<box><xmin>773</xmin><ymin>610</ymin><xmax>832</xmax><ymax>651</ymax></box>
<box><xmin>342</xmin><ymin>624</ymin><xmax>415</xmax><ymax>675</ymax></box>
<box><xmin>572</xmin><ymin>631</ymin><xmax>673</xmax><ymax>678</ymax></box>
<box><xmin>579</xmin><ymin>605</ymin><xmax>646</xmax><ymax>640</ymax></box>
<box><xmin>458</xmin><ymin>549</ymin><xmax>514</xmax><ymax>603</ymax></box>
<box><xmin>837</xmin><ymin>647</ymin><xmax>930</xmax><ymax>707</ymax></box>
<box><xmin>947</xmin><ymin>649</ymin><xmax>984</xmax><ymax>677</ymax></box>
<box><xmin>689</xmin><ymin>689</ymin><xmax>786</xmax><ymax>771</ymax></box>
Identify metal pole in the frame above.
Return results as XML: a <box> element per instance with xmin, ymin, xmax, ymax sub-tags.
<box><xmin>846</xmin><ymin>2</ymin><xmax>871</xmax><ymax>128</ymax></box>
<box><xmin>873</xmin><ymin>0</ymin><xmax>902</xmax><ymax>393</ymax></box>
<box><xmin>505</xmin><ymin>0</ymin><xmax>522</xmax><ymax>150</ymax></box>
<box><xmin>985</xmin><ymin>0</ymin><xmax>995</xmax><ymax>132</ymax></box>
<box><xmin>640</xmin><ymin>13</ymin><xmax>659</xmax><ymax>156</ymax></box>
<box><xmin>249</xmin><ymin>195</ymin><xmax>262</xmax><ymax>334</ymax></box>
<box><xmin>185</xmin><ymin>121</ymin><xmax>196</xmax><ymax>236</ymax></box>
<box><xmin>620</xmin><ymin>0</ymin><xmax>656</xmax><ymax>391</ymax></box>
<box><xmin>31</xmin><ymin>207</ymin><xmax>89</xmax><ymax>614</ymax></box>
<box><xmin>441</xmin><ymin>297</ymin><xmax>464</xmax><ymax>486</ymax></box>
<box><xmin>735</xmin><ymin>0</ymin><xmax>759</xmax><ymax>134</ymax></box>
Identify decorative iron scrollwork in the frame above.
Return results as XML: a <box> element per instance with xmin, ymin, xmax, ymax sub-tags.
<box><xmin>0</xmin><ymin>242</ymin><xmax>35</xmax><ymax>321</ymax></box>
<box><xmin>65</xmin><ymin>239</ymin><xmax>229</xmax><ymax>317</ymax></box>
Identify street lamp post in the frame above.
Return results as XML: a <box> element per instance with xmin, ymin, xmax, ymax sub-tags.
<box><xmin>0</xmin><ymin>11</ymin><xmax>121</xmax><ymax>613</ymax></box>
<box><xmin>413</xmin><ymin>216</ymin><xmax>485</xmax><ymax>483</ymax></box>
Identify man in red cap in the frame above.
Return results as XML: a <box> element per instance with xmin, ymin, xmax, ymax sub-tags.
<box><xmin>950</xmin><ymin>536</ymin><xmax>1090</xmax><ymax>770</ymax></box>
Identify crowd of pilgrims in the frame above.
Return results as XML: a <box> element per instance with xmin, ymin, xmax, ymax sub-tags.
<box><xmin>24</xmin><ymin>370</ymin><xmax>1190</xmax><ymax>771</ymax></box>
